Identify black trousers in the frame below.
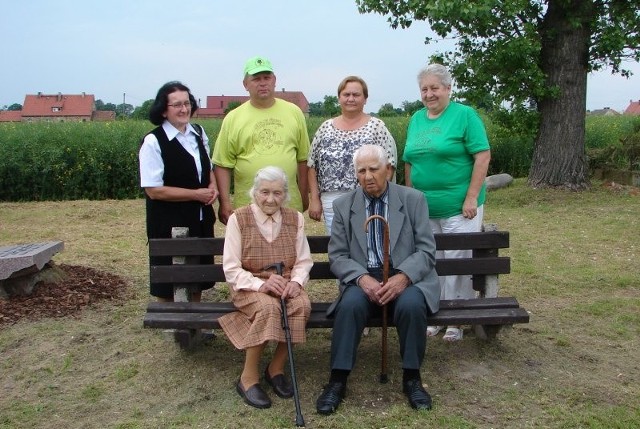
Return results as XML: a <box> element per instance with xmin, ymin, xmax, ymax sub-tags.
<box><xmin>330</xmin><ymin>268</ymin><xmax>428</xmax><ymax>371</ymax></box>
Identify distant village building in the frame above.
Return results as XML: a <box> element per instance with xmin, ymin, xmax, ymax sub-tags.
<box><xmin>1</xmin><ymin>93</ymin><xmax>117</xmax><ymax>122</ymax></box>
<box><xmin>21</xmin><ymin>92</ymin><xmax>96</xmax><ymax>122</ymax></box>
<box><xmin>193</xmin><ymin>89</ymin><xmax>309</xmax><ymax>119</ymax></box>
<box><xmin>0</xmin><ymin>111</ymin><xmax>22</xmax><ymax>122</ymax></box>
<box><xmin>91</xmin><ymin>110</ymin><xmax>116</xmax><ymax>121</ymax></box>
<box><xmin>587</xmin><ymin>107</ymin><xmax>620</xmax><ymax>116</ymax></box>
<box><xmin>624</xmin><ymin>100</ymin><xmax>640</xmax><ymax>115</ymax></box>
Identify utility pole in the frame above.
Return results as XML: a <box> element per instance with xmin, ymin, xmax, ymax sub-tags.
<box><xmin>122</xmin><ymin>93</ymin><xmax>126</xmax><ymax>119</ymax></box>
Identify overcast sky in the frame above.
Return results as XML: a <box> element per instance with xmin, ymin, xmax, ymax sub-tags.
<box><xmin>2</xmin><ymin>0</ymin><xmax>638</xmax><ymax>113</ymax></box>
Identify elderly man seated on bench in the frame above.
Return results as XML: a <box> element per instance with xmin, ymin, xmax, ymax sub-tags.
<box><xmin>315</xmin><ymin>144</ymin><xmax>441</xmax><ymax>415</ymax></box>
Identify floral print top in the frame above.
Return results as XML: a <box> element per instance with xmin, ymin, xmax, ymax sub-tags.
<box><xmin>308</xmin><ymin>117</ymin><xmax>397</xmax><ymax>193</ymax></box>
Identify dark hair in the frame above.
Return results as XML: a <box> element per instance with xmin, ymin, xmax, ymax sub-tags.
<box><xmin>148</xmin><ymin>81</ymin><xmax>199</xmax><ymax>125</ymax></box>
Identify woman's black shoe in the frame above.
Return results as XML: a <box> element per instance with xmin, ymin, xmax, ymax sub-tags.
<box><xmin>264</xmin><ymin>368</ymin><xmax>294</xmax><ymax>398</ymax></box>
<box><xmin>236</xmin><ymin>380</ymin><xmax>272</xmax><ymax>409</ymax></box>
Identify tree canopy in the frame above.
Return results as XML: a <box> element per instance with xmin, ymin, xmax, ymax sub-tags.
<box><xmin>131</xmin><ymin>99</ymin><xmax>154</xmax><ymax>120</ymax></box>
<box><xmin>401</xmin><ymin>100</ymin><xmax>424</xmax><ymax>116</ymax></box>
<box><xmin>308</xmin><ymin>96</ymin><xmax>341</xmax><ymax>117</ymax></box>
<box><xmin>95</xmin><ymin>99</ymin><xmax>117</xmax><ymax>112</ymax></box>
<box><xmin>308</xmin><ymin>101</ymin><xmax>324</xmax><ymax>117</ymax></box>
<box><xmin>377</xmin><ymin>102</ymin><xmax>402</xmax><ymax>117</ymax></box>
<box><xmin>224</xmin><ymin>101</ymin><xmax>242</xmax><ymax>115</ymax></box>
<box><xmin>323</xmin><ymin>95</ymin><xmax>340</xmax><ymax>117</ymax></box>
<box><xmin>116</xmin><ymin>103</ymin><xmax>134</xmax><ymax>118</ymax></box>
<box><xmin>357</xmin><ymin>0</ymin><xmax>640</xmax><ymax>189</ymax></box>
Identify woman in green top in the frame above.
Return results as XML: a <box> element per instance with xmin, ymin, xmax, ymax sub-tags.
<box><xmin>403</xmin><ymin>64</ymin><xmax>491</xmax><ymax>342</ymax></box>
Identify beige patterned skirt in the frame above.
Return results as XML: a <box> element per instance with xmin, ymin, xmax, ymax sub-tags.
<box><xmin>219</xmin><ymin>289</ymin><xmax>311</xmax><ymax>350</ymax></box>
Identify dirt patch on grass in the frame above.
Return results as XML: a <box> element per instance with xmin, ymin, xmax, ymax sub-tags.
<box><xmin>0</xmin><ymin>264</ymin><xmax>130</xmax><ymax>327</ymax></box>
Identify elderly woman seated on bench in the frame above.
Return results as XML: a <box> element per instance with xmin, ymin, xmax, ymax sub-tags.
<box><xmin>218</xmin><ymin>166</ymin><xmax>313</xmax><ymax>410</ymax></box>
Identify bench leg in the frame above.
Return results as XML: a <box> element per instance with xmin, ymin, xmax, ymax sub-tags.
<box><xmin>173</xmin><ymin>329</ymin><xmax>214</xmax><ymax>349</ymax></box>
<box><xmin>473</xmin><ymin>324</ymin><xmax>502</xmax><ymax>340</ymax></box>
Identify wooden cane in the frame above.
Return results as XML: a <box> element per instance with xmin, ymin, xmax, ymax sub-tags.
<box><xmin>364</xmin><ymin>214</ymin><xmax>390</xmax><ymax>384</ymax></box>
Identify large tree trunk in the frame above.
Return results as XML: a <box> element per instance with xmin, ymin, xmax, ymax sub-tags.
<box><xmin>528</xmin><ymin>0</ymin><xmax>594</xmax><ymax>190</ymax></box>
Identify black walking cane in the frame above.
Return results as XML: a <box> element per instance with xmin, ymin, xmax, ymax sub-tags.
<box><xmin>364</xmin><ymin>214</ymin><xmax>390</xmax><ymax>384</ymax></box>
<box><xmin>264</xmin><ymin>262</ymin><xmax>305</xmax><ymax>427</ymax></box>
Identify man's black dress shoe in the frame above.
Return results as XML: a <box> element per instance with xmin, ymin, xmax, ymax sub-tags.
<box><xmin>316</xmin><ymin>381</ymin><xmax>346</xmax><ymax>415</ymax></box>
<box><xmin>264</xmin><ymin>368</ymin><xmax>293</xmax><ymax>398</ymax></box>
<box><xmin>402</xmin><ymin>379</ymin><xmax>432</xmax><ymax>410</ymax></box>
<box><xmin>236</xmin><ymin>380</ymin><xmax>272</xmax><ymax>409</ymax></box>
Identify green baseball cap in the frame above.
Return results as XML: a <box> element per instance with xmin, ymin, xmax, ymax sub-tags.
<box><xmin>243</xmin><ymin>56</ymin><xmax>274</xmax><ymax>76</ymax></box>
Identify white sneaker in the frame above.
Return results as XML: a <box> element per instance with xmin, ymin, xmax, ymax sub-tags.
<box><xmin>443</xmin><ymin>327</ymin><xmax>463</xmax><ymax>342</ymax></box>
<box><xmin>426</xmin><ymin>326</ymin><xmax>443</xmax><ymax>337</ymax></box>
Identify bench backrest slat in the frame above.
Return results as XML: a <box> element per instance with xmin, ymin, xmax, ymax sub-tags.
<box><xmin>150</xmin><ymin>256</ymin><xmax>510</xmax><ymax>284</ymax></box>
<box><xmin>149</xmin><ymin>230</ymin><xmax>511</xmax><ymax>284</ymax></box>
<box><xmin>149</xmin><ymin>231</ymin><xmax>510</xmax><ymax>257</ymax></box>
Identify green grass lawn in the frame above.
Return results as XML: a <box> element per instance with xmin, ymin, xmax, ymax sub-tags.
<box><xmin>0</xmin><ymin>179</ymin><xmax>639</xmax><ymax>429</ymax></box>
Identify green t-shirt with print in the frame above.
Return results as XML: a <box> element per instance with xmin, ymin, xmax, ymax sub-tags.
<box><xmin>403</xmin><ymin>102</ymin><xmax>490</xmax><ymax>218</ymax></box>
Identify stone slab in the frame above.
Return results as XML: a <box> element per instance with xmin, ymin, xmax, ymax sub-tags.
<box><xmin>1</xmin><ymin>263</ymin><xmax>66</xmax><ymax>297</ymax></box>
<box><xmin>485</xmin><ymin>173</ymin><xmax>514</xmax><ymax>190</ymax></box>
<box><xmin>0</xmin><ymin>241</ymin><xmax>64</xmax><ymax>280</ymax></box>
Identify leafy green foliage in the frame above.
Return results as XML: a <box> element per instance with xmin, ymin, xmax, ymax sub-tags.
<box><xmin>587</xmin><ymin>117</ymin><xmax>640</xmax><ymax>171</ymax></box>
<box><xmin>4</xmin><ymin>103</ymin><xmax>23</xmax><ymax>111</ymax></box>
<box><xmin>223</xmin><ymin>101</ymin><xmax>242</xmax><ymax>115</ymax></box>
<box><xmin>116</xmin><ymin>103</ymin><xmax>134</xmax><ymax>118</ymax></box>
<box><xmin>308</xmin><ymin>101</ymin><xmax>324</xmax><ymax>117</ymax></box>
<box><xmin>401</xmin><ymin>100</ymin><xmax>423</xmax><ymax>115</ymax></box>
<box><xmin>95</xmin><ymin>99</ymin><xmax>117</xmax><ymax>112</ymax></box>
<box><xmin>130</xmin><ymin>99</ymin><xmax>154</xmax><ymax>120</ymax></box>
<box><xmin>0</xmin><ymin>116</ymin><xmax>633</xmax><ymax>201</ymax></box>
<box><xmin>307</xmin><ymin>97</ymin><xmax>341</xmax><ymax>117</ymax></box>
<box><xmin>357</xmin><ymin>0</ymin><xmax>639</xmax><ymax>111</ymax></box>
<box><xmin>377</xmin><ymin>102</ymin><xmax>402</xmax><ymax>116</ymax></box>
<box><xmin>356</xmin><ymin>0</ymin><xmax>640</xmax><ymax>189</ymax></box>
<box><xmin>323</xmin><ymin>95</ymin><xmax>340</xmax><ymax>117</ymax></box>
<box><xmin>0</xmin><ymin>122</ymin><xmax>146</xmax><ymax>201</ymax></box>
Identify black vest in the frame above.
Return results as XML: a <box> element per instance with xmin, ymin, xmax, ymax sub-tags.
<box><xmin>144</xmin><ymin>125</ymin><xmax>215</xmax><ymax>239</ymax></box>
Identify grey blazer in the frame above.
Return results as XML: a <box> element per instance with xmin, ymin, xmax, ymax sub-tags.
<box><xmin>327</xmin><ymin>182</ymin><xmax>441</xmax><ymax>316</ymax></box>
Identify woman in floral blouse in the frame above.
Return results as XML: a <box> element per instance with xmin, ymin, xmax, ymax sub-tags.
<box><xmin>308</xmin><ymin>76</ymin><xmax>397</xmax><ymax>234</ymax></box>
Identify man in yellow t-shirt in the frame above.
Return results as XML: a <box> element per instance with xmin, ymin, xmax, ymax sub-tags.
<box><xmin>213</xmin><ymin>56</ymin><xmax>310</xmax><ymax>224</ymax></box>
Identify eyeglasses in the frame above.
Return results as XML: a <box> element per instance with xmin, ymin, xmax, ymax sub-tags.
<box><xmin>167</xmin><ymin>101</ymin><xmax>192</xmax><ymax>109</ymax></box>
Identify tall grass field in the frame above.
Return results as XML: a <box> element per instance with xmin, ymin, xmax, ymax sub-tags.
<box><xmin>0</xmin><ymin>115</ymin><xmax>637</xmax><ymax>201</ymax></box>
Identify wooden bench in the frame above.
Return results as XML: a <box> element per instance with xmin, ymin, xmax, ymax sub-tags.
<box><xmin>143</xmin><ymin>229</ymin><xmax>529</xmax><ymax>349</ymax></box>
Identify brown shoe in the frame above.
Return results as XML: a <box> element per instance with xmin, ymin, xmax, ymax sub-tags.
<box><xmin>236</xmin><ymin>380</ymin><xmax>271</xmax><ymax>409</ymax></box>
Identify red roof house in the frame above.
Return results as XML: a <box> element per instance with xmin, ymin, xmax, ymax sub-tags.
<box><xmin>91</xmin><ymin>110</ymin><xmax>116</xmax><ymax>121</ymax></box>
<box><xmin>194</xmin><ymin>89</ymin><xmax>309</xmax><ymax>119</ymax></box>
<box><xmin>21</xmin><ymin>92</ymin><xmax>95</xmax><ymax>122</ymax></box>
<box><xmin>624</xmin><ymin>100</ymin><xmax>640</xmax><ymax>115</ymax></box>
<box><xmin>0</xmin><ymin>110</ymin><xmax>22</xmax><ymax>122</ymax></box>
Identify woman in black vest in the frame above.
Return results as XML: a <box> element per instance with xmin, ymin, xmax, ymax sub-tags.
<box><xmin>139</xmin><ymin>81</ymin><xmax>218</xmax><ymax>301</ymax></box>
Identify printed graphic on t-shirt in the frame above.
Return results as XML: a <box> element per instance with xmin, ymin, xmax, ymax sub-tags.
<box><xmin>252</xmin><ymin>118</ymin><xmax>284</xmax><ymax>154</ymax></box>
<box><xmin>413</xmin><ymin>126</ymin><xmax>442</xmax><ymax>151</ymax></box>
